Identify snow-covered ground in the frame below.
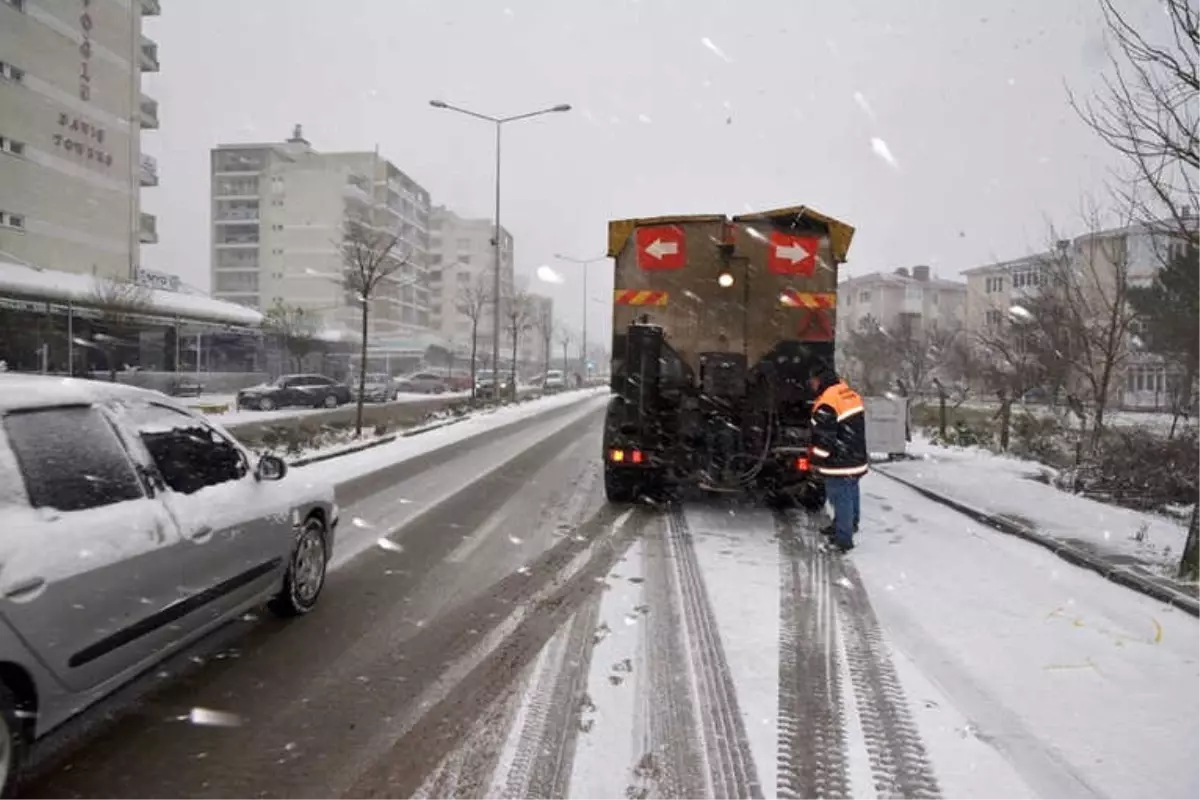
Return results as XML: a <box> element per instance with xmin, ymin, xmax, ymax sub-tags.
<box><xmin>880</xmin><ymin>436</ymin><xmax>1191</xmax><ymax>577</ymax></box>
<box><xmin>944</xmin><ymin>400</ymin><xmax>1197</xmax><ymax>436</ymax></box>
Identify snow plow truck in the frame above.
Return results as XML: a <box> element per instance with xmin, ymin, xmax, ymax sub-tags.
<box><xmin>603</xmin><ymin>205</ymin><xmax>854</xmax><ymax>507</ymax></box>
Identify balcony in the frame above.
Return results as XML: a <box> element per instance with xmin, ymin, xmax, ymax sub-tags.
<box><xmin>140</xmin><ymin>0</ymin><xmax>161</xmax><ymax>14</ymax></box>
<box><xmin>140</xmin><ymin>35</ymin><xmax>160</xmax><ymax>72</ymax></box>
<box><xmin>139</xmin><ymin>212</ymin><xmax>158</xmax><ymax>244</ymax></box>
<box><xmin>139</xmin><ymin>95</ymin><xmax>159</xmax><ymax>129</ymax></box>
<box><xmin>139</xmin><ymin>154</ymin><xmax>158</xmax><ymax>187</ymax></box>
<box><xmin>214</xmin><ymin>204</ymin><xmax>260</xmax><ymax>223</ymax></box>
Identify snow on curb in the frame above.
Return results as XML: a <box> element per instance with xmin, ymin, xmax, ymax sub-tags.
<box><xmin>875</xmin><ymin>468</ymin><xmax>1200</xmax><ymax>617</ymax></box>
<box><xmin>288</xmin><ymin>433</ymin><xmax>399</xmax><ymax>467</ymax></box>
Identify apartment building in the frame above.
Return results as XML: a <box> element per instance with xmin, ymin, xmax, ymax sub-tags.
<box><xmin>962</xmin><ymin>217</ymin><xmax>1196</xmax><ymax>409</ymax></box>
<box><xmin>428</xmin><ymin>205</ymin><xmax>514</xmax><ymax>353</ymax></box>
<box><xmin>837</xmin><ymin>265</ymin><xmax>966</xmax><ymax>337</ymax></box>
<box><xmin>210</xmin><ymin>128</ymin><xmax>433</xmax><ymax>337</ymax></box>
<box><xmin>0</xmin><ymin>0</ymin><xmax>161</xmax><ymax>280</ymax></box>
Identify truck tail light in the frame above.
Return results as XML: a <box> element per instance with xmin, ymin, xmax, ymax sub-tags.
<box><xmin>794</xmin><ymin>456</ymin><xmax>810</xmax><ymax>471</ymax></box>
<box><xmin>609</xmin><ymin>448</ymin><xmax>645</xmax><ymax>464</ymax></box>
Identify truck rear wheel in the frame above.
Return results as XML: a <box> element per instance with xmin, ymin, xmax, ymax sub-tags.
<box><xmin>604</xmin><ymin>466</ymin><xmax>639</xmax><ymax>503</ymax></box>
<box><xmin>796</xmin><ymin>480</ymin><xmax>826</xmax><ymax>511</ymax></box>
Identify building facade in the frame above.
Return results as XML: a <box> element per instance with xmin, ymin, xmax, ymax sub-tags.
<box><xmin>837</xmin><ymin>265</ymin><xmax>966</xmax><ymax>337</ymax></box>
<box><xmin>210</xmin><ymin>128</ymin><xmax>434</xmax><ymax>338</ymax></box>
<box><xmin>0</xmin><ymin>0</ymin><xmax>160</xmax><ymax>280</ymax></box>
<box><xmin>428</xmin><ymin>205</ymin><xmax>514</xmax><ymax>358</ymax></box>
<box><xmin>962</xmin><ymin>218</ymin><xmax>1197</xmax><ymax>410</ymax></box>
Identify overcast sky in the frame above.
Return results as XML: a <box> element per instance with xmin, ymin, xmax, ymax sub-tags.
<box><xmin>140</xmin><ymin>0</ymin><xmax>1159</xmax><ymax>342</ymax></box>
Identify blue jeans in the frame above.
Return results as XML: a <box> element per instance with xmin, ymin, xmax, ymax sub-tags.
<box><xmin>824</xmin><ymin>475</ymin><xmax>861</xmax><ymax>547</ymax></box>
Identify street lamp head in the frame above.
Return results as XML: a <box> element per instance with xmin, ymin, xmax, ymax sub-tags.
<box><xmin>429</xmin><ymin>100</ymin><xmax>448</xmax><ymax>109</ymax></box>
<box><xmin>552</xmin><ymin>104</ymin><xmax>572</xmax><ymax>113</ymax></box>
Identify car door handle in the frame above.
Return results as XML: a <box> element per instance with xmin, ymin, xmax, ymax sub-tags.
<box><xmin>189</xmin><ymin>526</ymin><xmax>214</xmax><ymax>543</ymax></box>
<box><xmin>4</xmin><ymin>577</ymin><xmax>46</xmax><ymax>600</ymax></box>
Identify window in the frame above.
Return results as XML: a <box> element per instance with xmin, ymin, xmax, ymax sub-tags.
<box><xmin>122</xmin><ymin>404</ymin><xmax>248</xmax><ymax>495</ymax></box>
<box><xmin>3</xmin><ymin>0</ymin><xmax>25</xmax><ymax>11</ymax></box>
<box><xmin>0</xmin><ymin>61</ymin><xmax>25</xmax><ymax>82</ymax></box>
<box><xmin>0</xmin><ymin>135</ymin><xmax>25</xmax><ymax>156</ymax></box>
<box><xmin>986</xmin><ymin>276</ymin><xmax>1005</xmax><ymax>293</ymax></box>
<box><xmin>1</xmin><ymin>211</ymin><xmax>24</xmax><ymax>230</ymax></box>
<box><xmin>4</xmin><ymin>406</ymin><xmax>143</xmax><ymax>512</ymax></box>
<box><xmin>215</xmin><ymin>271</ymin><xmax>259</xmax><ymax>293</ymax></box>
<box><xmin>858</xmin><ymin>290</ymin><xmax>871</xmax><ymax>303</ymax></box>
<box><xmin>456</xmin><ymin>237</ymin><xmax>471</xmax><ymax>249</ymax></box>
<box><xmin>985</xmin><ymin>309</ymin><xmax>1003</xmax><ymax>326</ymax></box>
<box><xmin>457</xmin><ymin>255</ymin><xmax>472</xmax><ymax>265</ymax></box>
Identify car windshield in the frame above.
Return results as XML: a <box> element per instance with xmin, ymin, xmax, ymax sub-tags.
<box><xmin>5</xmin><ymin>3</ymin><xmax>1199</xmax><ymax>799</ymax></box>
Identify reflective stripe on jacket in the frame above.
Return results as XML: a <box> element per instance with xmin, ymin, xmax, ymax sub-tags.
<box><xmin>811</xmin><ymin>380</ymin><xmax>869</xmax><ymax>477</ymax></box>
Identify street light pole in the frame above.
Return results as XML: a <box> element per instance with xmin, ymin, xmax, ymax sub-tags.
<box><xmin>554</xmin><ymin>252</ymin><xmax>607</xmax><ymax>376</ymax></box>
<box><xmin>430</xmin><ymin>99</ymin><xmax>571</xmax><ymax>395</ymax></box>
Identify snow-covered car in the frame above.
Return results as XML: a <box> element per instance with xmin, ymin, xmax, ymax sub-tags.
<box><xmin>352</xmin><ymin>373</ymin><xmax>398</xmax><ymax>403</ymax></box>
<box><xmin>0</xmin><ymin>374</ymin><xmax>338</xmax><ymax>796</ymax></box>
<box><xmin>474</xmin><ymin>369</ymin><xmax>511</xmax><ymax>400</ymax></box>
<box><xmin>542</xmin><ymin>370</ymin><xmax>567</xmax><ymax>392</ymax></box>
<box><xmin>236</xmin><ymin>374</ymin><xmax>351</xmax><ymax>411</ymax></box>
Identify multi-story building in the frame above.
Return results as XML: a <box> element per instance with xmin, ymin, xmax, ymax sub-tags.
<box><xmin>210</xmin><ymin>128</ymin><xmax>433</xmax><ymax>336</ymax></box>
<box><xmin>962</xmin><ymin>216</ymin><xmax>1196</xmax><ymax>409</ymax></box>
<box><xmin>428</xmin><ymin>205</ymin><xmax>514</xmax><ymax>356</ymax></box>
<box><xmin>518</xmin><ymin>291</ymin><xmax>553</xmax><ymax>373</ymax></box>
<box><xmin>0</xmin><ymin>0</ymin><xmax>161</xmax><ymax>280</ymax></box>
<box><xmin>837</xmin><ymin>265</ymin><xmax>966</xmax><ymax>338</ymax></box>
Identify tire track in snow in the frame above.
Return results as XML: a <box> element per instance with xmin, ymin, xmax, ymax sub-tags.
<box><xmin>666</xmin><ymin>506</ymin><xmax>763</xmax><ymax>799</ymax></box>
<box><xmin>495</xmin><ymin>592</ymin><xmax>603</xmax><ymax>798</ymax></box>
<box><xmin>829</xmin><ymin>555</ymin><xmax>942</xmax><ymax>799</ymax></box>
<box><xmin>633</xmin><ymin>515</ymin><xmax>708</xmax><ymax>799</ymax></box>
<box><xmin>775</xmin><ymin>511</ymin><xmax>851</xmax><ymax>799</ymax></box>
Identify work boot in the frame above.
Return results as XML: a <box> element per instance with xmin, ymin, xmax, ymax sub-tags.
<box><xmin>831</xmin><ymin>539</ymin><xmax>855</xmax><ymax>554</ymax></box>
<box><xmin>820</xmin><ymin>524</ymin><xmax>836</xmax><ymax>539</ymax></box>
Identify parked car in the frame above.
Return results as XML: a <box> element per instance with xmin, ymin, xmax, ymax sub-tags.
<box><xmin>394</xmin><ymin>371</ymin><xmax>449</xmax><ymax>395</ymax></box>
<box><xmin>352</xmin><ymin>373</ymin><xmax>398</xmax><ymax>403</ymax></box>
<box><xmin>236</xmin><ymin>374</ymin><xmax>351</xmax><ymax>411</ymax></box>
<box><xmin>0</xmin><ymin>374</ymin><xmax>337</xmax><ymax>795</ymax></box>
<box><xmin>474</xmin><ymin>369</ymin><xmax>512</xmax><ymax>400</ymax></box>
<box><xmin>168</xmin><ymin>378</ymin><xmax>204</xmax><ymax>398</ymax></box>
<box><xmin>542</xmin><ymin>370</ymin><xmax>567</xmax><ymax>392</ymax></box>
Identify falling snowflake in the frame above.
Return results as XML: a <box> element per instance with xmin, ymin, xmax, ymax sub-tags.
<box><xmin>871</xmin><ymin>137</ymin><xmax>899</xmax><ymax>169</ymax></box>
<box><xmin>183</xmin><ymin>707</ymin><xmax>243</xmax><ymax>728</ymax></box>
<box><xmin>377</xmin><ymin>537</ymin><xmax>404</xmax><ymax>553</ymax></box>
<box><xmin>700</xmin><ymin>36</ymin><xmax>733</xmax><ymax>63</ymax></box>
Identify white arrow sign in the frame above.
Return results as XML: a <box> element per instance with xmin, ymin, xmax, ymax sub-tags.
<box><xmin>775</xmin><ymin>241</ymin><xmax>811</xmax><ymax>264</ymax></box>
<box><xmin>644</xmin><ymin>238</ymin><xmax>679</xmax><ymax>260</ymax></box>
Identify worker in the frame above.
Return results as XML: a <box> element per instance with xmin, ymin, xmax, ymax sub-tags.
<box><xmin>807</xmin><ymin>359</ymin><xmax>869</xmax><ymax>552</ymax></box>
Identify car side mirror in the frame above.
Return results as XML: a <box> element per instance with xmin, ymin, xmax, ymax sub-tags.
<box><xmin>256</xmin><ymin>454</ymin><xmax>288</xmax><ymax>481</ymax></box>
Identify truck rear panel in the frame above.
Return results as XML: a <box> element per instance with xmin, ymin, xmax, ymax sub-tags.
<box><xmin>603</xmin><ymin>205</ymin><xmax>855</xmax><ymax>503</ymax></box>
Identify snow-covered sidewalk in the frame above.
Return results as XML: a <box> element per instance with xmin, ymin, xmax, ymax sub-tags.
<box><xmin>877</xmin><ymin>437</ymin><xmax>1193</xmax><ymax>587</ymax></box>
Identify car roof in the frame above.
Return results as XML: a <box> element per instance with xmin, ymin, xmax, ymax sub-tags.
<box><xmin>0</xmin><ymin>374</ymin><xmax>186</xmax><ymax>414</ymax></box>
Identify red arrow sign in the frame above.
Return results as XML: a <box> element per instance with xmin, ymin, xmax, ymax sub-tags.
<box><xmin>635</xmin><ymin>225</ymin><xmax>687</xmax><ymax>270</ymax></box>
<box><xmin>768</xmin><ymin>232</ymin><xmax>820</xmax><ymax>276</ymax></box>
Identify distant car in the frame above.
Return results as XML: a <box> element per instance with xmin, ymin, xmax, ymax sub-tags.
<box><xmin>542</xmin><ymin>370</ymin><xmax>567</xmax><ymax>392</ymax></box>
<box><xmin>0</xmin><ymin>374</ymin><xmax>337</xmax><ymax>796</ymax></box>
<box><xmin>168</xmin><ymin>378</ymin><xmax>204</xmax><ymax>398</ymax></box>
<box><xmin>474</xmin><ymin>369</ymin><xmax>511</xmax><ymax>400</ymax></box>
<box><xmin>394</xmin><ymin>371</ymin><xmax>449</xmax><ymax>395</ymax></box>
<box><xmin>236</xmin><ymin>374</ymin><xmax>351</xmax><ymax>411</ymax></box>
<box><xmin>352</xmin><ymin>373</ymin><xmax>398</xmax><ymax>403</ymax></box>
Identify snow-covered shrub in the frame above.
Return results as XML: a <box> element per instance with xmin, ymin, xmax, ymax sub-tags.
<box><xmin>928</xmin><ymin>419</ymin><xmax>994</xmax><ymax>449</ymax></box>
<box><xmin>1069</xmin><ymin>426</ymin><xmax>1198</xmax><ymax>512</ymax></box>
<box><xmin>1010</xmin><ymin>413</ymin><xmax>1073</xmax><ymax>468</ymax></box>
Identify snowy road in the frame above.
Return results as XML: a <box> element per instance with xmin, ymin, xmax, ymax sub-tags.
<box><xmin>22</xmin><ymin>402</ymin><xmax>1199</xmax><ymax>799</ymax></box>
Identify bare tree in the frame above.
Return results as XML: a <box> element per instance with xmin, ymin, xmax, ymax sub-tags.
<box><xmin>840</xmin><ymin>316</ymin><xmax>894</xmax><ymax>395</ymax></box>
<box><xmin>89</xmin><ymin>277</ymin><xmax>151</xmax><ymax>380</ymax></box>
<box><xmin>1038</xmin><ymin>214</ymin><xmax>1141</xmax><ymax>448</ymax></box>
<box><xmin>341</xmin><ymin>220</ymin><xmax>408</xmax><ymax>436</ymax></box>
<box><xmin>556</xmin><ymin>325</ymin><xmax>573</xmax><ymax>379</ymax></box>
<box><xmin>532</xmin><ymin>299</ymin><xmax>554</xmax><ymax>379</ymax></box>
<box><xmin>263</xmin><ymin>301</ymin><xmax>320</xmax><ymax>373</ymax></box>
<box><xmin>504</xmin><ymin>290</ymin><xmax>532</xmax><ymax>400</ymax></box>
<box><xmin>1069</xmin><ymin>0</ymin><xmax>1198</xmax><ymax>241</ymax></box>
<box><xmin>456</xmin><ymin>274</ymin><xmax>492</xmax><ymax>400</ymax></box>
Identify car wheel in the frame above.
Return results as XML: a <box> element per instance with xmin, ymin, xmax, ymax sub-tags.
<box><xmin>0</xmin><ymin>683</ymin><xmax>28</xmax><ymax>799</ymax></box>
<box><xmin>258</xmin><ymin>397</ymin><xmax>276</xmax><ymax>412</ymax></box>
<box><xmin>322</xmin><ymin>394</ymin><xmax>338</xmax><ymax>409</ymax></box>
<box><xmin>270</xmin><ymin>515</ymin><xmax>329</xmax><ymax>617</ymax></box>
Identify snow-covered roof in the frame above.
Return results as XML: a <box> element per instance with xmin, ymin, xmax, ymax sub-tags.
<box><xmin>0</xmin><ymin>262</ymin><xmax>264</xmax><ymax>327</ymax></box>
<box><xmin>0</xmin><ymin>373</ymin><xmax>186</xmax><ymax>413</ymax></box>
